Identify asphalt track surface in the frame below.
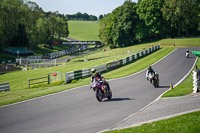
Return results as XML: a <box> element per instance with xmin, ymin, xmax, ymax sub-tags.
<box><xmin>0</xmin><ymin>47</ymin><xmax>199</xmax><ymax>133</ymax></box>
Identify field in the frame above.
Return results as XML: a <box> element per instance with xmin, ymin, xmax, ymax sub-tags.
<box><xmin>68</xmin><ymin>20</ymin><xmax>100</xmax><ymax>41</ymax></box>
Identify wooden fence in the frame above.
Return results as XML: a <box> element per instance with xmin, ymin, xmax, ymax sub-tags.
<box><xmin>28</xmin><ymin>75</ymin><xmax>50</xmax><ymax>88</ymax></box>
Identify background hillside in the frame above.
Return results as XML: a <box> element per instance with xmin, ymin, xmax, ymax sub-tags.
<box><xmin>68</xmin><ymin>21</ymin><xmax>100</xmax><ymax>41</ymax></box>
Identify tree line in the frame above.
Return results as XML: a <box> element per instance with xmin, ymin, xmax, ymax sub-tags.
<box><xmin>99</xmin><ymin>0</ymin><xmax>200</xmax><ymax>48</ymax></box>
<box><xmin>0</xmin><ymin>0</ymin><xmax>69</xmax><ymax>51</ymax></box>
<box><xmin>66</xmin><ymin>12</ymin><xmax>98</xmax><ymax>21</ymax></box>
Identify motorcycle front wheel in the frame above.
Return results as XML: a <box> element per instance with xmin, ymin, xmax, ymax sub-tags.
<box><xmin>152</xmin><ymin>79</ymin><xmax>157</xmax><ymax>88</ymax></box>
<box><xmin>96</xmin><ymin>89</ymin><xmax>103</xmax><ymax>102</ymax></box>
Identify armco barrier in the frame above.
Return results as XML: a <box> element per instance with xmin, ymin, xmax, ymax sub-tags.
<box><xmin>0</xmin><ymin>82</ymin><xmax>10</xmax><ymax>92</ymax></box>
<box><xmin>65</xmin><ymin>45</ymin><xmax>160</xmax><ymax>83</ymax></box>
<box><xmin>16</xmin><ymin>45</ymin><xmax>89</xmax><ymax>67</ymax></box>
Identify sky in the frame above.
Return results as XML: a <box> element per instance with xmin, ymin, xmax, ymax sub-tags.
<box><xmin>30</xmin><ymin>0</ymin><xmax>138</xmax><ymax>17</ymax></box>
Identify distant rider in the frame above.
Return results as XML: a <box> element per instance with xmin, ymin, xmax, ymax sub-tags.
<box><xmin>146</xmin><ymin>66</ymin><xmax>159</xmax><ymax>81</ymax></box>
<box><xmin>186</xmin><ymin>49</ymin><xmax>190</xmax><ymax>58</ymax></box>
<box><xmin>90</xmin><ymin>68</ymin><xmax>110</xmax><ymax>91</ymax></box>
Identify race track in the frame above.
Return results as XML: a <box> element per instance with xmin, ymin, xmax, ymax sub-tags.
<box><xmin>0</xmin><ymin>47</ymin><xmax>199</xmax><ymax>133</ymax></box>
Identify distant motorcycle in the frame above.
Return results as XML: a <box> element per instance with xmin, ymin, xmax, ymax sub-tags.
<box><xmin>148</xmin><ymin>72</ymin><xmax>159</xmax><ymax>88</ymax></box>
<box><xmin>185</xmin><ymin>51</ymin><xmax>189</xmax><ymax>58</ymax></box>
<box><xmin>91</xmin><ymin>78</ymin><xmax>112</xmax><ymax>102</ymax></box>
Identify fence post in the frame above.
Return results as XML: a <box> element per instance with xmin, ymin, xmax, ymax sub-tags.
<box><xmin>48</xmin><ymin>74</ymin><xmax>50</xmax><ymax>84</ymax></box>
<box><xmin>28</xmin><ymin>78</ymin><xmax>30</xmax><ymax>88</ymax></box>
<box><xmin>8</xmin><ymin>82</ymin><xmax>10</xmax><ymax>91</ymax></box>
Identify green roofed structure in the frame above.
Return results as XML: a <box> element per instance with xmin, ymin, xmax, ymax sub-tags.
<box><xmin>4</xmin><ymin>47</ymin><xmax>33</xmax><ymax>55</ymax></box>
<box><xmin>192</xmin><ymin>51</ymin><xmax>200</xmax><ymax>57</ymax></box>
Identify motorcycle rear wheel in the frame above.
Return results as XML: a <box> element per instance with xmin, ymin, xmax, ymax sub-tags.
<box><xmin>107</xmin><ymin>90</ymin><xmax>112</xmax><ymax>100</ymax></box>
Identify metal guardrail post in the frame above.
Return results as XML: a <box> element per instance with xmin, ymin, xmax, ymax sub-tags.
<box><xmin>0</xmin><ymin>82</ymin><xmax>10</xmax><ymax>92</ymax></box>
<box><xmin>8</xmin><ymin>82</ymin><xmax>10</xmax><ymax>91</ymax></box>
<box><xmin>28</xmin><ymin>78</ymin><xmax>30</xmax><ymax>88</ymax></box>
<box><xmin>48</xmin><ymin>74</ymin><xmax>50</xmax><ymax>84</ymax></box>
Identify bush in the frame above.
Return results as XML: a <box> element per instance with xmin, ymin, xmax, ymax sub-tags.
<box><xmin>30</xmin><ymin>80</ymin><xmax>65</xmax><ymax>88</ymax></box>
<box><xmin>71</xmin><ymin>79</ymin><xmax>78</xmax><ymax>84</ymax></box>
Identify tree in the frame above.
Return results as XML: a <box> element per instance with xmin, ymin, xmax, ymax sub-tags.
<box><xmin>0</xmin><ymin>0</ymin><xmax>69</xmax><ymax>50</ymax></box>
<box><xmin>11</xmin><ymin>23</ymin><xmax>29</xmax><ymax>47</ymax></box>
<box><xmin>137</xmin><ymin>0</ymin><xmax>165</xmax><ymax>39</ymax></box>
<box><xmin>99</xmin><ymin>14</ymin><xmax>104</xmax><ymax>20</ymax></box>
<box><xmin>99</xmin><ymin>14</ymin><xmax>114</xmax><ymax>47</ymax></box>
<box><xmin>66</xmin><ymin>12</ymin><xmax>97</xmax><ymax>20</ymax></box>
<box><xmin>180</xmin><ymin>0</ymin><xmax>199</xmax><ymax>36</ymax></box>
<box><xmin>112</xmin><ymin>1</ymin><xmax>139</xmax><ymax>47</ymax></box>
<box><xmin>99</xmin><ymin>1</ymin><xmax>140</xmax><ymax>48</ymax></box>
<box><xmin>0</xmin><ymin>0</ymin><xmax>24</xmax><ymax>47</ymax></box>
<box><xmin>162</xmin><ymin>0</ymin><xmax>200</xmax><ymax>37</ymax></box>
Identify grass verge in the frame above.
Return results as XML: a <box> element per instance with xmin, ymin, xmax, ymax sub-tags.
<box><xmin>105</xmin><ymin>110</ymin><xmax>200</xmax><ymax>133</ymax></box>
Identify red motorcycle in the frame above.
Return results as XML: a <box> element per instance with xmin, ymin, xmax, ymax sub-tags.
<box><xmin>91</xmin><ymin>78</ymin><xmax>112</xmax><ymax>102</ymax></box>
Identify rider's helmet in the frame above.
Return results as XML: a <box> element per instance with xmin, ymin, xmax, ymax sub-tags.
<box><xmin>91</xmin><ymin>68</ymin><xmax>96</xmax><ymax>74</ymax></box>
<box><xmin>148</xmin><ymin>66</ymin><xmax>152</xmax><ymax>70</ymax></box>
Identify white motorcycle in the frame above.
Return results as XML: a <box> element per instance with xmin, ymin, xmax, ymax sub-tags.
<box><xmin>185</xmin><ymin>51</ymin><xmax>189</xmax><ymax>58</ymax></box>
<box><xmin>148</xmin><ymin>72</ymin><xmax>159</xmax><ymax>88</ymax></box>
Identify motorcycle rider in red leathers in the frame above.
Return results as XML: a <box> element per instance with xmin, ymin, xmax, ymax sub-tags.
<box><xmin>90</xmin><ymin>68</ymin><xmax>110</xmax><ymax>92</ymax></box>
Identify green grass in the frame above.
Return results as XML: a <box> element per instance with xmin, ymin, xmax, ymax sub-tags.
<box><xmin>104</xmin><ymin>47</ymin><xmax>174</xmax><ymax>79</ymax></box>
<box><xmin>68</xmin><ymin>20</ymin><xmax>100</xmax><ymax>41</ymax></box>
<box><xmin>162</xmin><ymin>58</ymin><xmax>200</xmax><ymax>97</ymax></box>
<box><xmin>0</xmin><ymin>44</ymin><xmax>166</xmax><ymax>92</ymax></box>
<box><xmin>71</xmin><ymin>44</ymin><xmax>150</xmax><ymax>62</ymax></box>
<box><xmin>105</xmin><ymin>111</ymin><xmax>200</xmax><ymax>133</ymax></box>
<box><xmin>156</xmin><ymin>37</ymin><xmax>200</xmax><ymax>47</ymax></box>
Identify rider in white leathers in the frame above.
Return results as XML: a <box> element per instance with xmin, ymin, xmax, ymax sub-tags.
<box><xmin>146</xmin><ymin>66</ymin><xmax>159</xmax><ymax>81</ymax></box>
<box><xmin>185</xmin><ymin>49</ymin><xmax>189</xmax><ymax>58</ymax></box>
